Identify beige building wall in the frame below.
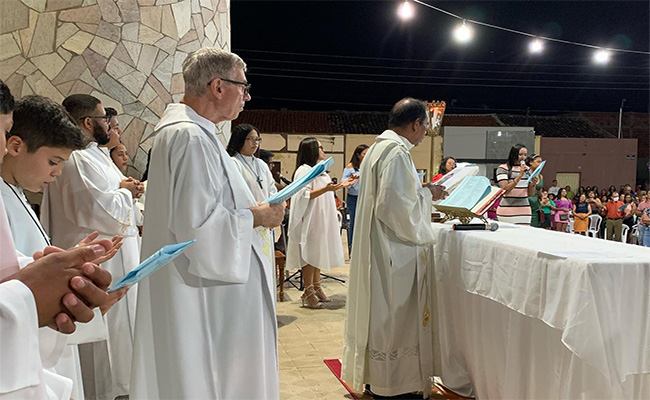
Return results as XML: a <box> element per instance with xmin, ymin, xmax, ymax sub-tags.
<box><xmin>262</xmin><ymin>132</ymin><xmax>435</xmax><ymax>186</ymax></box>
<box><xmin>0</xmin><ymin>0</ymin><xmax>231</xmax><ymax>178</ymax></box>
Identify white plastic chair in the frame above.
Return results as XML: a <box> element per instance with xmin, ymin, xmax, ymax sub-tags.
<box><xmin>621</xmin><ymin>224</ymin><xmax>630</xmax><ymax>243</ymax></box>
<box><xmin>587</xmin><ymin>215</ymin><xmax>602</xmax><ymax>238</ymax></box>
<box><xmin>567</xmin><ymin>217</ymin><xmax>574</xmax><ymax>233</ymax></box>
<box><xmin>631</xmin><ymin>224</ymin><xmax>641</xmax><ymax>245</ymax></box>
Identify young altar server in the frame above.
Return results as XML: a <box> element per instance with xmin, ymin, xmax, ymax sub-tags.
<box><xmin>286</xmin><ymin>137</ymin><xmax>346</xmax><ymax>308</ymax></box>
<box><xmin>130</xmin><ymin>48</ymin><xmax>285</xmax><ymax>399</ymax></box>
<box><xmin>342</xmin><ymin>98</ymin><xmax>446</xmax><ymax>397</ymax></box>
<box><xmin>0</xmin><ymin>78</ymin><xmax>118</xmax><ymax>400</ymax></box>
<box><xmin>227</xmin><ymin>123</ymin><xmax>277</xmax><ymax>202</ymax></box>
<box><xmin>41</xmin><ymin>94</ymin><xmax>142</xmax><ymax>400</ymax></box>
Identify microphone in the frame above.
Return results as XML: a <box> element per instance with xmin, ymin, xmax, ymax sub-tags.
<box><xmin>452</xmin><ymin>222</ymin><xmax>499</xmax><ymax>232</ymax></box>
<box><xmin>278</xmin><ymin>174</ymin><xmax>291</xmax><ymax>185</ymax></box>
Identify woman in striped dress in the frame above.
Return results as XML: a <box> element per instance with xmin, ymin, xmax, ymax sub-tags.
<box><xmin>496</xmin><ymin>144</ymin><xmax>537</xmax><ymax>225</ymax></box>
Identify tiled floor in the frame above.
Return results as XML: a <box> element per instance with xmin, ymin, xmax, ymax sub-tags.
<box><xmin>277</xmin><ymin>263</ymin><xmax>368</xmax><ymax>399</ymax></box>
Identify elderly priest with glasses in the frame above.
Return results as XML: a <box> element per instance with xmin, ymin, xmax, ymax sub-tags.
<box><xmin>130</xmin><ymin>48</ymin><xmax>285</xmax><ymax>399</ymax></box>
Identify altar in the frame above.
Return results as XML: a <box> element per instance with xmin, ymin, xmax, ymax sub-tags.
<box><xmin>431</xmin><ymin>221</ymin><xmax>650</xmax><ymax>399</ymax></box>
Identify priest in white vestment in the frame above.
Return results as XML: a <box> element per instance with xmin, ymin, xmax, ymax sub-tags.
<box><xmin>131</xmin><ymin>48</ymin><xmax>285</xmax><ymax>399</ymax></box>
<box><xmin>41</xmin><ymin>94</ymin><xmax>143</xmax><ymax>400</ymax></box>
<box><xmin>342</xmin><ymin>98</ymin><xmax>446</xmax><ymax>397</ymax></box>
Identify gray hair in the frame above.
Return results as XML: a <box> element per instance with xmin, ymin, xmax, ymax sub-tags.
<box><xmin>182</xmin><ymin>48</ymin><xmax>247</xmax><ymax>97</ymax></box>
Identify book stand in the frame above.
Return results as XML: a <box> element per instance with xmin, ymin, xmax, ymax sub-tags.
<box><xmin>434</xmin><ymin>205</ymin><xmax>488</xmax><ymax>225</ymax></box>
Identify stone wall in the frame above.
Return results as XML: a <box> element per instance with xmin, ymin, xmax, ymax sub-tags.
<box><xmin>0</xmin><ymin>0</ymin><xmax>231</xmax><ymax>178</ymax></box>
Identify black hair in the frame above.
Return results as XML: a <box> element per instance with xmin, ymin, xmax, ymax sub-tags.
<box><xmin>525</xmin><ymin>154</ymin><xmax>541</xmax><ymax>167</ymax></box>
<box><xmin>62</xmin><ymin>94</ymin><xmax>102</xmax><ymax>123</ymax></box>
<box><xmin>105</xmin><ymin>107</ymin><xmax>118</xmax><ymax>118</ymax></box>
<box><xmin>349</xmin><ymin>144</ymin><xmax>369</xmax><ymax>170</ymax></box>
<box><xmin>388</xmin><ymin>98</ymin><xmax>427</xmax><ymax>129</ymax></box>
<box><xmin>226</xmin><ymin>123</ymin><xmax>259</xmax><ymax>157</ymax></box>
<box><xmin>0</xmin><ymin>79</ymin><xmax>15</xmax><ymax>114</ymax></box>
<box><xmin>109</xmin><ymin>141</ymin><xmax>126</xmax><ymax>157</ymax></box>
<box><xmin>506</xmin><ymin>143</ymin><xmax>526</xmax><ymax>179</ymax></box>
<box><xmin>10</xmin><ymin>95</ymin><xmax>87</xmax><ymax>152</ymax></box>
<box><xmin>259</xmin><ymin>149</ymin><xmax>274</xmax><ymax>164</ymax></box>
<box><xmin>438</xmin><ymin>156</ymin><xmax>456</xmax><ymax>175</ymax></box>
<box><xmin>295</xmin><ymin>137</ymin><xmax>320</xmax><ymax>171</ymax></box>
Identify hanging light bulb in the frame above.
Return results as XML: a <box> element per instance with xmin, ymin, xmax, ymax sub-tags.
<box><xmin>593</xmin><ymin>49</ymin><xmax>611</xmax><ymax>64</ymax></box>
<box><xmin>398</xmin><ymin>1</ymin><xmax>414</xmax><ymax>20</ymax></box>
<box><xmin>453</xmin><ymin>20</ymin><xmax>473</xmax><ymax>44</ymax></box>
<box><xmin>528</xmin><ymin>38</ymin><xmax>544</xmax><ymax>54</ymax></box>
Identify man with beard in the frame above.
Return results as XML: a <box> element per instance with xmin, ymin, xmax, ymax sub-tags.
<box><xmin>41</xmin><ymin>94</ymin><xmax>143</xmax><ymax>400</ymax></box>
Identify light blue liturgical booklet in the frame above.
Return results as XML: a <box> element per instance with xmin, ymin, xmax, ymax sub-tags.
<box><xmin>263</xmin><ymin>157</ymin><xmax>334</xmax><ymax>204</ymax></box>
<box><xmin>108</xmin><ymin>240</ymin><xmax>196</xmax><ymax>292</ymax></box>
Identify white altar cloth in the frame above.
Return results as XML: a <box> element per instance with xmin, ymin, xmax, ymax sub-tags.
<box><xmin>432</xmin><ymin>221</ymin><xmax>650</xmax><ymax>399</ymax></box>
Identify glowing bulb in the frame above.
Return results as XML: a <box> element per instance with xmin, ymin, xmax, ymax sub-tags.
<box><xmin>529</xmin><ymin>39</ymin><xmax>544</xmax><ymax>54</ymax></box>
<box><xmin>453</xmin><ymin>20</ymin><xmax>473</xmax><ymax>43</ymax></box>
<box><xmin>398</xmin><ymin>1</ymin><xmax>414</xmax><ymax>20</ymax></box>
<box><xmin>593</xmin><ymin>49</ymin><xmax>611</xmax><ymax>64</ymax></box>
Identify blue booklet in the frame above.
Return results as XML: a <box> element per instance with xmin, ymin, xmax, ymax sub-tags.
<box><xmin>108</xmin><ymin>240</ymin><xmax>196</xmax><ymax>292</ymax></box>
<box><xmin>440</xmin><ymin>176</ymin><xmax>492</xmax><ymax>210</ymax></box>
<box><xmin>526</xmin><ymin>160</ymin><xmax>546</xmax><ymax>184</ymax></box>
<box><xmin>262</xmin><ymin>157</ymin><xmax>334</xmax><ymax>204</ymax></box>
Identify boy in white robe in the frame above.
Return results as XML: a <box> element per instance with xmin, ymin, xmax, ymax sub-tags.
<box><xmin>131</xmin><ymin>48</ymin><xmax>285</xmax><ymax>400</ymax></box>
<box><xmin>342</xmin><ymin>98</ymin><xmax>446</xmax><ymax>397</ymax></box>
<box><xmin>0</xmin><ymin>79</ymin><xmax>121</xmax><ymax>400</ymax></box>
<box><xmin>42</xmin><ymin>94</ymin><xmax>143</xmax><ymax>400</ymax></box>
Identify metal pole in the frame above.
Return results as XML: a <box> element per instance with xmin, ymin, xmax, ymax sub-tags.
<box><xmin>618</xmin><ymin>98</ymin><xmax>626</xmax><ymax>138</ymax></box>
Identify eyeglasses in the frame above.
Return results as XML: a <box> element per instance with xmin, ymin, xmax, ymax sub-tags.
<box><xmin>318</xmin><ymin>145</ymin><xmax>324</xmax><ymax>150</ymax></box>
<box><xmin>246</xmin><ymin>137</ymin><xmax>262</xmax><ymax>143</ymax></box>
<box><xmin>80</xmin><ymin>115</ymin><xmax>111</xmax><ymax>124</ymax></box>
<box><xmin>208</xmin><ymin>77</ymin><xmax>251</xmax><ymax>95</ymax></box>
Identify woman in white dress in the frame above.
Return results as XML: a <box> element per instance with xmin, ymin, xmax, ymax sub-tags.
<box><xmin>287</xmin><ymin>138</ymin><xmax>346</xmax><ymax>308</ymax></box>
<box><xmin>227</xmin><ymin>124</ymin><xmax>277</xmax><ymax>202</ymax></box>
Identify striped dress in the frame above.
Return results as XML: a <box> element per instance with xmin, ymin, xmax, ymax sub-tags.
<box><xmin>496</xmin><ymin>163</ymin><xmax>531</xmax><ymax>225</ymax></box>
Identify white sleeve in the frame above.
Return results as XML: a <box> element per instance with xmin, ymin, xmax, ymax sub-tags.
<box><xmin>0</xmin><ymin>280</ymin><xmax>73</xmax><ymax>400</ymax></box>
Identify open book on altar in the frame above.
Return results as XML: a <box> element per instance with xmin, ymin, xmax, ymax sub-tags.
<box><xmin>435</xmin><ymin>176</ymin><xmax>505</xmax><ymax>216</ymax></box>
<box><xmin>434</xmin><ymin>163</ymin><xmax>479</xmax><ymax>192</ymax></box>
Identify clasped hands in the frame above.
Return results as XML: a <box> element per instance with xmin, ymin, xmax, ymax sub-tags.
<box><xmin>2</xmin><ymin>232</ymin><xmax>129</xmax><ymax>334</ymax></box>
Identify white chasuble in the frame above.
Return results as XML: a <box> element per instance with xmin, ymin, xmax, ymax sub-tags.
<box><xmin>342</xmin><ymin>130</ymin><xmax>436</xmax><ymax>396</ymax></box>
<box><xmin>131</xmin><ymin>103</ymin><xmax>279</xmax><ymax>400</ymax></box>
<box><xmin>41</xmin><ymin>142</ymin><xmax>140</xmax><ymax>400</ymax></box>
<box><xmin>286</xmin><ymin>166</ymin><xmax>345</xmax><ymax>272</ymax></box>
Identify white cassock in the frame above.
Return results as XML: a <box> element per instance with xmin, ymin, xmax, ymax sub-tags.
<box><xmin>1</xmin><ymin>181</ymin><xmax>92</xmax><ymax>400</ymax></box>
<box><xmin>0</xmin><ymin>187</ymin><xmax>72</xmax><ymax>400</ymax></box>
<box><xmin>286</xmin><ymin>165</ymin><xmax>345</xmax><ymax>272</ymax></box>
<box><xmin>231</xmin><ymin>153</ymin><xmax>277</xmax><ymax>202</ymax></box>
<box><xmin>342</xmin><ymin>130</ymin><xmax>436</xmax><ymax>396</ymax></box>
<box><xmin>131</xmin><ymin>103</ymin><xmax>279</xmax><ymax>399</ymax></box>
<box><xmin>41</xmin><ymin>143</ymin><xmax>140</xmax><ymax>400</ymax></box>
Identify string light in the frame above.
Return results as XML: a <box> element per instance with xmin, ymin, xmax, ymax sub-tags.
<box><xmin>398</xmin><ymin>1</ymin><xmax>414</xmax><ymax>20</ymax></box>
<box><xmin>593</xmin><ymin>49</ymin><xmax>612</xmax><ymax>64</ymax></box>
<box><xmin>407</xmin><ymin>0</ymin><xmax>650</xmax><ymax>56</ymax></box>
<box><xmin>529</xmin><ymin>39</ymin><xmax>544</xmax><ymax>54</ymax></box>
<box><xmin>453</xmin><ymin>20</ymin><xmax>473</xmax><ymax>44</ymax></box>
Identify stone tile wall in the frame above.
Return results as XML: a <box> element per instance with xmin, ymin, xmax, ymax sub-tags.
<box><xmin>0</xmin><ymin>0</ymin><xmax>231</xmax><ymax>178</ymax></box>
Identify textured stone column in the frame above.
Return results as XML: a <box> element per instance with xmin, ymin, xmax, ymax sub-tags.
<box><xmin>0</xmin><ymin>0</ymin><xmax>231</xmax><ymax>178</ymax></box>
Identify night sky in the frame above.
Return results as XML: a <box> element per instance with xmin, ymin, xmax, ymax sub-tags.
<box><xmin>231</xmin><ymin>1</ymin><xmax>649</xmax><ymax>114</ymax></box>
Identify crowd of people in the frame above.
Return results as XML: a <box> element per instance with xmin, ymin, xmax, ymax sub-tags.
<box><xmin>435</xmin><ymin>145</ymin><xmax>649</xmax><ymax>247</ymax></box>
